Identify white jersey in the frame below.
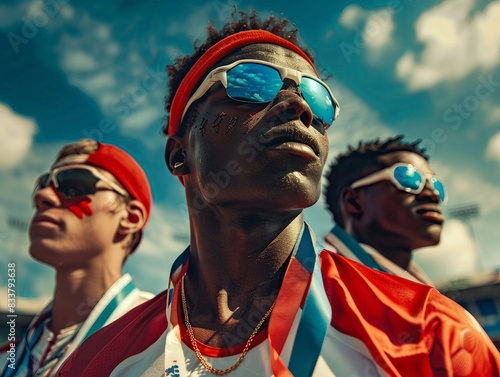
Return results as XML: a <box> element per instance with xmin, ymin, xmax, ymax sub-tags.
<box><xmin>0</xmin><ymin>273</ymin><xmax>153</xmax><ymax>377</ymax></box>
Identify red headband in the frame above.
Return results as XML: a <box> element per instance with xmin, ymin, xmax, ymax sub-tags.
<box><xmin>167</xmin><ymin>30</ymin><xmax>317</xmax><ymax>136</ymax></box>
<box><xmin>86</xmin><ymin>143</ymin><xmax>152</xmax><ymax>224</ymax></box>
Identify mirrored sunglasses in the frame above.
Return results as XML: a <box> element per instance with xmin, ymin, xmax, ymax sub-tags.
<box><xmin>350</xmin><ymin>163</ymin><xmax>447</xmax><ymax>204</ymax></box>
<box><xmin>182</xmin><ymin>59</ymin><xmax>340</xmax><ymax>131</ymax></box>
<box><xmin>34</xmin><ymin>165</ymin><xmax>127</xmax><ymax>199</ymax></box>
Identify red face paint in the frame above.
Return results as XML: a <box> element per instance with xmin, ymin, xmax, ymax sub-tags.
<box><xmin>50</xmin><ymin>186</ymin><xmax>93</xmax><ymax>219</ymax></box>
<box><xmin>62</xmin><ymin>197</ymin><xmax>93</xmax><ymax>219</ymax></box>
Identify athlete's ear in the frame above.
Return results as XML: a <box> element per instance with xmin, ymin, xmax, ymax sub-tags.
<box><xmin>165</xmin><ymin>137</ymin><xmax>189</xmax><ymax>176</ymax></box>
<box><xmin>118</xmin><ymin>200</ymin><xmax>147</xmax><ymax>236</ymax></box>
<box><xmin>342</xmin><ymin>187</ymin><xmax>363</xmax><ymax>219</ymax></box>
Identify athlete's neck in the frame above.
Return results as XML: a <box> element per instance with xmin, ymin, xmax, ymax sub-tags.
<box><xmin>50</xmin><ymin>268</ymin><xmax>121</xmax><ymax>335</ymax></box>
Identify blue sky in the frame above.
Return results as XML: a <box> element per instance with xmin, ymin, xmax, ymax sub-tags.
<box><xmin>1</xmin><ymin>0</ymin><xmax>499</xmax><ymax>309</ymax></box>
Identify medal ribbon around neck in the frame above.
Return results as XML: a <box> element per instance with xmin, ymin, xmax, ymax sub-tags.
<box><xmin>3</xmin><ymin>277</ymin><xmax>136</xmax><ymax>377</ymax></box>
<box><xmin>328</xmin><ymin>225</ymin><xmax>387</xmax><ymax>272</ymax></box>
<box><xmin>164</xmin><ymin>223</ymin><xmax>331</xmax><ymax>376</ymax></box>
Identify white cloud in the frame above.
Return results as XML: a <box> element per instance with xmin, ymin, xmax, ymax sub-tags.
<box><xmin>488</xmin><ymin>106</ymin><xmax>500</xmax><ymax>123</ymax></box>
<box><xmin>0</xmin><ymin>103</ymin><xmax>37</xmax><ymax>169</ymax></box>
<box><xmin>137</xmin><ymin>204</ymin><xmax>189</xmax><ymax>258</ymax></box>
<box><xmin>26</xmin><ymin>0</ymin><xmax>45</xmax><ymax>19</ymax></box>
<box><xmin>338</xmin><ymin>4</ymin><xmax>366</xmax><ymax>29</ymax></box>
<box><xmin>0</xmin><ymin>0</ymin><xmax>63</xmax><ymax>31</ymax></box>
<box><xmin>61</xmin><ymin>50</ymin><xmax>98</xmax><ymax>72</ymax></box>
<box><xmin>0</xmin><ymin>0</ymin><xmax>74</xmax><ymax>34</ymax></box>
<box><xmin>59</xmin><ymin>4</ymin><xmax>75</xmax><ymax>21</ymax></box>
<box><xmin>363</xmin><ymin>8</ymin><xmax>395</xmax><ymax>49</ymax></box>
<box><xmin>338</xmin><ymin>5</ymin><xmax>395</xmax><ymax>50</ymax></box>
<box><xmin>396</xmin><ymin>0</ymin><xmax>500</xmax><ymax>91</ymax></box>
<box><xmin>50</xmin><ymin>14</ymin><xmax>169</xmax><ymax>134</ymax></box>
<box><xmin>485</xmin><ymin>131</ymin><xmax>500</xmax><ymax>163</ymax></box>
<box><xmin>446</xmin><ymin>171</ymin><xmax>500</xmax><ymax>215</ymax></box>
<box><xmin>68</xmin><ymin>71</ymin><xmax>116</xmax><ymax>94</ymax></box>
<box><xmin>415</xmin><ymin>154</ymin><xmax>500</xmax><ymax>213</ymax></box>
<box><xmin>95</xmin><ymin>24</ymin><xmax>111</xmax><ymax>40</ymax></box>
<box><xmin>121</xmin><ymin>106</ymin><xmax>162</xmax><ymax>130</ymax></box>
<box><xmin>414</xmin><ymin>219</ymin><xmax>479</xmax><ymax>282</ymax></box>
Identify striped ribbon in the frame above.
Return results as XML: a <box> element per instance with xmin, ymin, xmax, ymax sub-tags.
<box><xmin>327</xmin><ymin>225</ymin><xmax>387</xmax><ymax>272</ymax></box>
<box><xmin>3</xmin><ymin>277</ymin><xmax>136</xmax><ymax>377</ymax></box>
<box><xmin>164</xmin><ymin>223</ymin><xmax>331</xmax><ymax>376</ymax></box>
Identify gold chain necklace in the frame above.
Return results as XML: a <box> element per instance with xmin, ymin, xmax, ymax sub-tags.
<box><xmin>181</xmin><ymin>275</ymin><xmax>276</xmax><ymax>375</ymax></box>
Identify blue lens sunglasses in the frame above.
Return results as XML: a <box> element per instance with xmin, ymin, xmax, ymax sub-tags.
<box><xmin>181</xmin><ymin>59</ymin><xmax>340</xmax><ymax>130</ymax></box>
<box><xmin>350</xmin><ymin>163</ymin><xmax>447</xmax><ymax>204</ymax></box>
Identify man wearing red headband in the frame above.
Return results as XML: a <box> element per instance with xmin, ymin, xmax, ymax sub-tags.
<box><xmin>58</xmin><ymin>12</ymin><xmax>499</xmax><ymax>376</ymax></box>
<box><xmin>0</xmin><ymin>139</ymin><xmax>154</xmax><ymax>377</ymax></box>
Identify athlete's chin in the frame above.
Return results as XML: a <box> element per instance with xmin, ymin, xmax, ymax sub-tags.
<box><xmin>414</xmin><ymin>226</ymin><xmax>443</xmax><ymax>248</ymax></box>
<box><xmin>279</xmin><ymin>184</ymin><xmax>321</xmax><ymax>210</ymax></box>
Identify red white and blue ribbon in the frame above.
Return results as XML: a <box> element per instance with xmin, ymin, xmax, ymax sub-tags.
<box><xmin>326</xmin><ymin>225</ymin><xmax>387</xmax><ymax>272</ymax></box>
<box><xmin>2</xmin><ymin>274</ymin><xmax>137</xmax><ymax>377</ymax></box>
<box><xmin>163</xmin><ymin>223</ymin><xmax>331</xmax><ymax>376</ymax></box>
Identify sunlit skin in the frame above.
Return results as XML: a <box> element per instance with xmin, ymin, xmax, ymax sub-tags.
<box><xmin>29</xmin><ymin>163</ymin><xmax>141</xmax><ymax>334</ymax></box>
<box><xmin>166</xmin><ymin>44</ymin><xmax>330</xmax><ymax>347</ymax></box>
<box><xmin>344</xmin><ymin>151</ymin><xmax>445</xmax><ymax>271</ymax></box>
<box><xmin>30</xmin><ymin>166</ymin><xmax>128</xmax><ymax>268</ymax></box>
<box><xmin>181</xmin><ymin>44</ymin><xmax>329</xmax><ymax>211</ymax></box>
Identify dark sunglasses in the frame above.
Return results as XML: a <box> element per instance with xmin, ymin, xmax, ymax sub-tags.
<box><xmin>34</xmin><ymin>165</ymin><xmax>127</xmax><ymax>199</ymax></box>
<box><xmin>350</xmin><ymin>163</ymin><xmax>447</xmax><ymax>204</ymax></box>
<box><xmin>181</xmin><ymin>59</ymin><xmax>340</xmax><ymax>130</ymax></box>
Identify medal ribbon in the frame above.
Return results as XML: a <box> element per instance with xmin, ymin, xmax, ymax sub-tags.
<box><xmin>163</xmin><ymin>223</ymin><xmax>331</xmax><ymax>376</ymax></box>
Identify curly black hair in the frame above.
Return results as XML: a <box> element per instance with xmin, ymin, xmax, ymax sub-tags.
<box><xmin>161</xmin><ymin>10</ymin><xmax>314</xmax><ymax>136</ymax></box>
<box><xmin>323</xmin><ymin>135</ymin><xmax>428</xmax><ymax>228</ymax></box>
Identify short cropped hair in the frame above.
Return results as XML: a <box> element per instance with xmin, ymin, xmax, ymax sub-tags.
<box><xmin>161</xmin><ymin>9</ymin><xmax>313</xmax><ymax>136</ymax></box>
<box><xmin>324</xmin><ymin>135</ymin><xmax>428</xmax><ymax>228</ymax></box>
